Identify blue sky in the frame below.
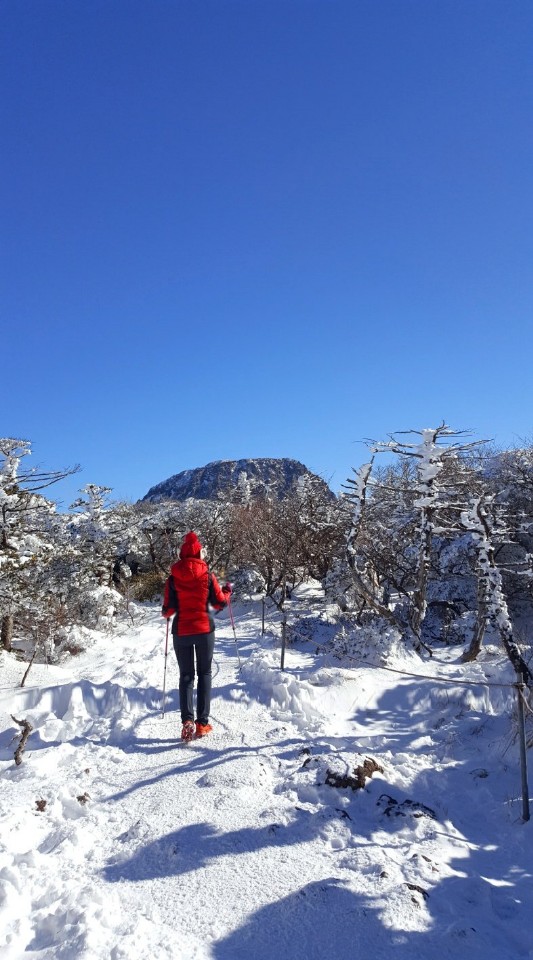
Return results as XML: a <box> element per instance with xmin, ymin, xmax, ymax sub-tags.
<box><xmin>2</xmin><ymin>0</ymin><xmax>532</xmax><ymax>507</ymax></box>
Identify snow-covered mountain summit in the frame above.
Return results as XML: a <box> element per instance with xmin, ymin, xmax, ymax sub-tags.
<box><xmin>142</xmin><ymin>457</ymin><xmax>334</xmax><ymax>503</ymax></box>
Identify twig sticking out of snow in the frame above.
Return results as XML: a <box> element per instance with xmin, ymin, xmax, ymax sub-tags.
<box><xmin>20</xmin><ymin>644</ymin><xmax>40</xmax><ymax>688</ymax></box>
<box><xmin>11</xmin><ymin>715</ymin><xmax>33</xmax><ymax>765</ymax></box>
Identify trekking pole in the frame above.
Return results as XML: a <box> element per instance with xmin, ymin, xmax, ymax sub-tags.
<box><xmin>161</xmin><ymin>618</ymin><xmax>170</xmax><ymax>717</ymax></box>
<box><xmin>227</xmin><ymin>596</ymin><xmax>242</xmax><ymax>671</ymax></box>
<box><xmin>516</xmin><ymin>670</ymin><xmax>530</xmax><ymax>822</ymax></box>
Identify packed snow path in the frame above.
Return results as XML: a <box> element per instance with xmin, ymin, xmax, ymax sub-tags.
<box><xmin>1</xmin><ymin>600</ymin><xmax>532</xmax><ymax>959</ymax></box>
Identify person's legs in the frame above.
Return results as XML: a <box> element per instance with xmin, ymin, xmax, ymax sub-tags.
<box><xmin>194</xmin><ymin>632</ymin><xmax>215</xmax><ymax>725</ymax></box>
<box><xmin>174</xmin><ymin>637</ymin><xmax>195</xmax><ymax>723</ymax></box>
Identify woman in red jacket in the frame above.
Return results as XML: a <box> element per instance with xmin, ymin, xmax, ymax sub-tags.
<box><xmin>162</xmin><ymin>531</ymin><xmax>231</xmax><ymax>741</ymax></box>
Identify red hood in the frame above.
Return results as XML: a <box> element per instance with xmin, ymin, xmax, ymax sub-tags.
<box><xmin>171</xmin><ymin>557</ymin><xmax>208</xmax><ymax>587</ymax></box>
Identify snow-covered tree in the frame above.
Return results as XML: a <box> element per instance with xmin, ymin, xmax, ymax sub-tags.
<box><xmin>68</xmin><ymin>485</ymin><xmax>140</xmax><ymax>584</ymax></box>
<box><xmin>133</xmin><ymin>500</ymin><xmax>186</xmax><ymax>575</ymax></box>
<box><xmin>291</xmin><ymin>474</ymin><xmax>342</xmax><ymax>581</ymax></box>
<box><xmin>483</xmin><ymin>445</ymin><xmax>533</xmax><ymax>609</ymax></box>
<box><xmin>333</xmin><ymin>457</ymin><xmax>402</xmax><ymax>624</ymax></box>
<box><xmin>371</xmin><ymin>425</ymin><xmax>487</xmax><ymax>647</ymax></box>
<box><xmin>230</xmin><ymin>479</ymin><xmax>341</xmax><ymax>609</ymax></box>
<box><xmin>0</xmin><ymin>438</ymin><xmax>78</xmax><ymax>652</ymax></box>
<box><xmin>460</xmin><ymin>495</ymin><xmax>532</xmax><ymax>685</ymax></box>
<box><xmin>61</xmin><ymin>485</ymin><xmax>151</xmax><ymax>626</ymax></box>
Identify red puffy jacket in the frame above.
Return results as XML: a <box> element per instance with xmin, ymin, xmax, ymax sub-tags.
<box><xmin>162</xmin><ymin>557</ymin><xmax>228</xmax><ymax>636</ymax></box>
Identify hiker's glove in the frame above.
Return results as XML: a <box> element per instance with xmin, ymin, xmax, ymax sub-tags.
<box><xmin>222</xmin><ymin>583</ymin><xmax>232</xmax><ymax>596</ymax></box>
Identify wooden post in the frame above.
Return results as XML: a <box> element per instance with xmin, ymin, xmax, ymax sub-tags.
<box><xmin>280</xmin><ymin>615</ymin><xmax>287</xmax><ymax>671</ymax></box>
<box><xmin>261</xmin><ymin>598</ymin><xmax>265</xmax><ymax>636</ymax></box>
<box><xmin>516</xmin><ymin>672</ymin><xmax>530</xmax><ymax>822</ymax></box>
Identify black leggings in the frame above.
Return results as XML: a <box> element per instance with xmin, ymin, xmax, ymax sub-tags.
<box><xmin>173</xmin><ymin>631</ymin><xmax>215</xmax><ymax>724</ymax></box>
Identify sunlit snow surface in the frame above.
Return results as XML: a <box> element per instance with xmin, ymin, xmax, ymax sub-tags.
<box><xmin>0</xmin><ymin>591</ymin><xmax>531</xmax><ymax>959</ymax></box>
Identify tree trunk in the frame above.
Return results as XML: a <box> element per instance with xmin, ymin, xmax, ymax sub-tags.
<box><xmin>461</xmin><ymin>596</ymin><xmax>487</xmax><ymax>663</ymax></box>
<box><xmin>497</xmin><ymin>617</ymin><xmax>533</xmax><ymax>686</ymax></box>
<box><xmin>411</xmin><ymin>508</ymin><xmax>433</xmax><ymax>639</ymax></box>
<box><xmin>1</xmin><ymin>614</ymin><xmax>14</xmax><ymax>652</ymax></box>
<box><xmin>348</xmin><ymin>564</ymin><xmax>400</xmax><ymax>628</ymax></box>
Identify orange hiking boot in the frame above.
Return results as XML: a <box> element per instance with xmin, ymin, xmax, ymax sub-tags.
<box><xmin>181</xmin><ymin>720</ymin><xmax>195</xmax><ymax>742</ymax></box>
<box><xmin>195</xmin><ymin>722</ymin><xmax>212</xmax><ymax>738</ymax></box>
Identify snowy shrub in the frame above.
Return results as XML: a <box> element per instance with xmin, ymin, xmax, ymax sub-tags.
<box><xmin>78</xmin><ymin>586</ymin><xmax>125</xmax><ymax>629</ymax></box>
<box><xmin>284</xmin><ymin>610</ymin><xmax>410</xmax><ymax>666</ymax></box>
<box><xmin>290</xmin><ymin>750</ymin><xmax>387</xmax><ymax>797</ymax></box>
<box><xmin>128</xmin><ymin>569</ymin><xmax>167</xmax><ymax>602</ymax></box>
<box><xmin>421</xmin><ymin>601</ymin><xmax>469</xmax><ymax>644</ymax></box>
<box><xmin>53</xmin><ymin>626</ymin><xmax>87</xmax><ymax>658</ymax></box>
<box><xmin>329</xmin><ymin>617</ymin><xmax>410</xmax><ymax>666</ymax></box>
<box><xmin>227</xmin><ymin>568</ymin><xmax>266</xmax><ymax>600</ymax></box>
<box><xmin>441</xmin><ymin>610</ymin><xmax>477</xmax><ymax>646</ymax></box>
<box><xmin>324</xmin><ymin>756</ymin><xmax>384</xmax><ymax>791</ymax></box>
<box><xmin>285</xmin><ymin>610</ymin><xmax>340</xmax><ymax>649</ymax></box>
<box><xmin>58</xmin><ymin>639</ymin><xmax>86</xmax><ymax>658</ymax></box>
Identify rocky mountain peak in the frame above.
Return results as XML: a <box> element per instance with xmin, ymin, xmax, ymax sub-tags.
<box><xmin>142</xmin><ymin>457</ymin><xmax>333</xmax><ymax>503</ymax></box>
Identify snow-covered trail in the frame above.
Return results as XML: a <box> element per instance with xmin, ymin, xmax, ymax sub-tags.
<box><xmin>1</xmin><ymin>602</ymin><xmax>532</xmax><ymax>960</ymax></box>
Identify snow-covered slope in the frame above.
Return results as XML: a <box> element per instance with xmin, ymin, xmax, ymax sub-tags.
<box><xmin>0</xmin><ymin>595</ymin><xmax>531</xmax><ymax>959</ymax></box>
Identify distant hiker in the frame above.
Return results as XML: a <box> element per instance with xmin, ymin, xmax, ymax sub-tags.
<box><xmin>162</xmin><ymin>531</ymin><xmax>231</xmax><ymax>741</ymax></box>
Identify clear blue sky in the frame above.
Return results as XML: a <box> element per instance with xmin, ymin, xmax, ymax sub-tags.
<box><xmin>2</xmin><ymin>0</ymin><xmax>532</xmax><ymax>507</ymax></box>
